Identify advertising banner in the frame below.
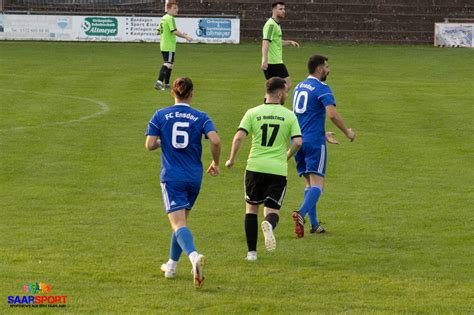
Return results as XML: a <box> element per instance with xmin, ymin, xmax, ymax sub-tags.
<box><xmin>0</xmin><ymin>14</ymin><xmax>240</xmax><ymax>44</ymax></box>
<box><xmin>434</xmin><ymin>23</ymin><xmax>473</xmax><ymax>48</ymax></box>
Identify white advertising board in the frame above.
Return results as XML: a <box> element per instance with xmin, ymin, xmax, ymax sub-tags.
<box><xmin>0</xmin><ymin>14</ymin><xmax>240</xmax><ymax>44</ymax></box>
<box><xmin>434</xmin><ymin>23</ymin><xmax>473</xmax><ymax>48</ymax></box>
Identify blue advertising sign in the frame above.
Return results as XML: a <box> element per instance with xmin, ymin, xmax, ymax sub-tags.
<box><xmin>196</xmin><ymin>19</ymin><xmax>231</xmax><ymax>38</ymax></box>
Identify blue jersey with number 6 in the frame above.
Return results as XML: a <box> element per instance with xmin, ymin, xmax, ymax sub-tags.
<box><xmin>292</xmin><ymin>76</ymin><xmax>336</xmax><ymax>146</ymax></box>
<box><xmin>146</xmin><ymin>103</ymin><xmax>216</xmax><ymax>182</ymax></box>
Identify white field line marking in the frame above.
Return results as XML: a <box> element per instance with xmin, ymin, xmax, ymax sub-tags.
<box><xmin>0</xmin><ymin>89</ymin><xmax>110</xmax><ymax>132</ymax></box>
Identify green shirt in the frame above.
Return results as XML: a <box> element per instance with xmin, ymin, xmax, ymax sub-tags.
<box><xmin>238</xmin><ymin>104</ymin><xmax>301</xmax><ymax>176</ymax></box>
<box><xmin>262</xmin><ymin>18</ymin><xmax>283</xmax><ymax>64</ymax></box>
<box><xmin>159</xmin><ymin>14</ymin><xmax>177</xmax><ymax>52</ymax></box>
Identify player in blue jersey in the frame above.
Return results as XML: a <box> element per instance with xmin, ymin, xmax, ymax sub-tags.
<box><xmin>291</xmin><ymin>55</ymin><xmax>355</xmax><ymax>237</ymax></box>
<box><xmin>145</xmin><ymin>77</ymin><xmax>221</xmax><ymax>288</ymax></box>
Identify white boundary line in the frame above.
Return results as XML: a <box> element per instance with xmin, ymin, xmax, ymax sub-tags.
<box><xmin>0</xmin><ymin>89</ymin><xmax>110</xmax><ymax>132</ymax></box>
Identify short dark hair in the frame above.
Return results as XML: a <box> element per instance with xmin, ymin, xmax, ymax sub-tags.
<box><xmin>265</xmin><ymin>77</ymin><xmax>286</xmax><ymax>95</ymax></box>
<box><xmin>172</xmin><ymin>77</ymin><xmax>193</xmax><ymax>99</ymax></box>
<box><xmin>272</xmin><ymin>2</ymin><xmax>285</xmax><ymax>8</ymax></box>
<box><xmin>307</xmin><ymin>55</ymin><xmax>328</xmax><ymax>74</ymax></box>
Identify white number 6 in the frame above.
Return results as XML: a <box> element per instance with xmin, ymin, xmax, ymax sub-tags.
<box><xmin>172</xmin><ymin>122</ymin><xmax>189</xmax><ymax>149</ymax></box>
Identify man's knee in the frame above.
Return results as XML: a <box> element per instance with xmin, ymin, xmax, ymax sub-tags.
<box><xmin>163</xmin><ymin>62</ymin><xmax>174</xmax><ymax>69</ymax></box>
<box><xmin>246</xmin><ymin>203</ymin><xmax>259</xmax><ymax>214</ymax></box>
<box><xmin>309</xmin><ymin>173</ymin><xmax>325</xmax><ymax>187</ymax></box>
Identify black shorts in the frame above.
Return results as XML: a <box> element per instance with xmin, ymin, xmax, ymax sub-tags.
<box><xmin>263</xmin><ymin>63</ymin><xmax>289</xmax><ymax>80</ymax></box>
<box><xmin>162</xmin><ymin>51</ymin><xmax>175</xmax><ymax>64</ymax></box>
<box><xmin>245</xmin><ymin>170</ymin><xmax>287</xmax><ymax>210</ymax></box>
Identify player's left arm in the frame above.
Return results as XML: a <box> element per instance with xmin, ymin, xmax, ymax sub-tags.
<box><xmin>206</xmin><ymin>131</ymin><xmax>221</xmax><ymax>176</ymax></box>
<box><xmin>282</xmin><ymin>39</ymin><xmax>300</xmax><ymax>47</ymax></box>
<box><xmin>175</xmin><ymin>30</ymin><xmax>193</xmax><ymax>41</ymax></box>
<box><xmin>225</xmin><ymin>130</ymin><xmax>247</xmax><ymax>168</ymax></box>
<box><xmin>326</xmin><ymin>106</ymin><xmax>355</xmax><ymax>142</ymax></box>
<box><xmin>168</xmin><ymin>16</ymin><xmax>192</xmax><ymax>41</ymax></box>
<box><xmin>145</xmin><ymin>136</ymin><xmax>161</xmax><ymax>151</ymax></box>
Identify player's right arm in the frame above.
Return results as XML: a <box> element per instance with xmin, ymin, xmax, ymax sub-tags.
<box><xmin>145</xmin><ymin>136</ymin><xmax>161</xmax><ymax>151</ymax></box>
<box><xmin>206</xmin><ymin>131</ymin><xmax>221</xmax><ymax>176</ymax></box>
<box><xmin>287</xmin><ymin>136</ymin><xmax>302</xmax><ymax>160</ymax></box>
<box><xmin>261</xmin><ymin>21</ymin><xmax>273</xmax><ymax>70</ymax></box>
<box><xmin>326</xmin><ymin>105</ymin><xmax>355</xmax><ymax>141</ymax></box>
<box><xmin>145</xmin><ymin>113</ymin><xmax>162</xmax><ymax>150</ymax></box>
<box><xmin>227</xmin><ymin>110</ymin><xmax>252</xmax><ymax>168</ymax></box>
<box><xmin>261</xmin><ymin>40</ymin><xmax>269</xmax><ymax>70</ymax></box>
<box><xmin>225</xmin><ymin>130</ymin><xmax>247</xmax><ymax>168</ymax></box>
<box><xmin>287</xmin><ymin>114</ymin><xmax>302</xmax><ymax>160</ymax></box>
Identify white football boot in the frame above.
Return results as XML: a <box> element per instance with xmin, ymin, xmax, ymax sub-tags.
<box><xmin>245</xmin><ymin>251</ymin><xmax>257</xmax><ymax>261</ymax></box>
<box><xmin>160</xmin><ymin>262</ymin><xmax>177</xmax><ymax>279</ymax></box>
<box><xmin>261</xmin><ymin>221</ymin><xmax>276</xmax><ymax>252</ymax></box>
<box><xmin>191</xmin><ymin>254</ymin><xmax>205</xmax><ymax>288</ymax></box>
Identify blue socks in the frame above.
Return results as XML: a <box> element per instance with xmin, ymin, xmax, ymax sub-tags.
<box><xmin>299</xmin><ymin>186</ymin><xmax>322</xmax><ymax>225</ymax></box>
<box><xmin>175</xmin><ymin>227</ymin><xmax>196</xmax><ymax>256</ymax></box>
<box><xmin>169</xmin><ymin>232</ymin><xmax>182</xmax><ymax>261</ymax></box>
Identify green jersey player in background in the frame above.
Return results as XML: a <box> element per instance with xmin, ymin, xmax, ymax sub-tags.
<box><xmin>226</xmin><ymin>77</ymin><xmax>302</xmax><ymax>261</ymax></box>
<box><xmin>155</xmin><ymin>1</ymin><xmax>193</xmax><ymax>91</ymax></box>
<box><xmin>261</xmin><ymin>2</ymin><xmax>300</xmax><ymax>89</ymax></box>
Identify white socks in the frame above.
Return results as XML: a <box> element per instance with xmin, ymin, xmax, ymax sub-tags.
<box><xmin>167</xmin><ymin>259</ymin><xmax>178</xmax><ymax>269</ymax></box>
<box><xmin>188</xmin><ymin>251</ymin><xmax>199</xmax><ymax>264</ymax></box>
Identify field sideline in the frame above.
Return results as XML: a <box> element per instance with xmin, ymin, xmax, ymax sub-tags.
<box><xmin>0</xmin><ymin>41</ymin><xmax>473</xmax><ymax>313</ymax></box>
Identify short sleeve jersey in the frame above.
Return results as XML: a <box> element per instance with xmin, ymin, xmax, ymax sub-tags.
<box><xmin>238</xmin><ymin>104</ymin><xmax>301</xmax><ymax>177</ymax></box>
<box><xmin>159</xmin><ymin>14</ymin><xmax>177</xmax><ymax>52</ymax></box>
<box><xmin>292</xmin><ymin>76</ymin><xmax>336</xmax><ymax>146</ymax></box>
<box><xmin>146</xmin><ymin>104</ymin><xmax>217</xmax><ymax>182</ymax></box>
<box><xmin>263</xmin><ymin>18</ymin><xmax>283</xmax><ymax>64</ymax></box>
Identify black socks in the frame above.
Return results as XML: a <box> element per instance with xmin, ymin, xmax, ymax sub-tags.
<box><xmin>245</xmin><ymin>212</ymin><xmax>280</xmax><ymax>252</ymax></box>
<box><xmin>245</xmin><ymin>213</ymin><xmax>258</xmax><ymax>252</ymax></box>
<box><xmin>158</xmin><ymin>66</ymin><xmax>172</xmax><ymax>84</ymax></box>
<box><xmin>264</xmin><ymin>213</ymin><xmax>279</xmax><ymax>229</ymax></box>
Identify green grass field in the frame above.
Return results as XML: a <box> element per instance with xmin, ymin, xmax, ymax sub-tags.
<box><xmin>1</xmin><ymin>41</ymin><xmax>473</xmax><ymax>313</ymax></box>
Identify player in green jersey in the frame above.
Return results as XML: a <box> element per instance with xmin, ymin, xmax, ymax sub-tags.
<box><xmin>226</xmin><ymin>77</ymin><xmax>302</xmax><ymax>261</ymax></box>
<box><xmin>261</xmin><ymin>2</ymin><xmax>300</xmax><ymax>89</ymax></box>
<box><xmin>155</xmin><ymin>1</ymin><xmax>193</xmax><ymax>91</ymax></box>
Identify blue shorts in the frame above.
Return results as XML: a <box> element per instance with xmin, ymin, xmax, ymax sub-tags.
<box><xmin>160</xmin><ymin>181</ymin><xmax>201</xmax><ymax>213</ymax></box>
<box><xmin>295</xmin><ymin>143</ymin><xmax>327</xmax><ymax>177</ymax></box>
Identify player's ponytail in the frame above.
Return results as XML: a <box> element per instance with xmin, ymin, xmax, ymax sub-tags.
<box><xmin>172</xmin><ymin>77</ymin><xmax>193</xmax><ymax>99</ymax></box>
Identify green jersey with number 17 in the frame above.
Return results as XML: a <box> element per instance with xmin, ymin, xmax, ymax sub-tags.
<box><xmin>238</xmin><ymin>104</ymin><xmax>301</xmax><ymax>177</ymax></box>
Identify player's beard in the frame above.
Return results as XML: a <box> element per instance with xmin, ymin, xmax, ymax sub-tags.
<box><xmin>321</xmin><ymin>72</ymin><xmax>329</xmax><ymax>81</ymax></box>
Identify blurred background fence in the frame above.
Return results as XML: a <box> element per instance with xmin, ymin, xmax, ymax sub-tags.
<box><xmin>1</xmin><ymin>0</ymin><xmax>473</xmax><ymax>43</ymax></box>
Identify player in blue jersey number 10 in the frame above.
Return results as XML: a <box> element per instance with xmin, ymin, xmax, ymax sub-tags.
<box><xmin>291</xmin><ymin>55</ymin><xmax>355</xmax><ymax>237</ymax></box>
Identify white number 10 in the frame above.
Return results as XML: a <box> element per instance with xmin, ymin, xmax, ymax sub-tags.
<box><xmin>293</xmin><ymin>90</ymin><xmax>308</xmax><ymax>114</ymax></box>
<box><xmin>172</xmin><ymin>122</ymin><xmax>189</xmax><ymax>149</ymax></box>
